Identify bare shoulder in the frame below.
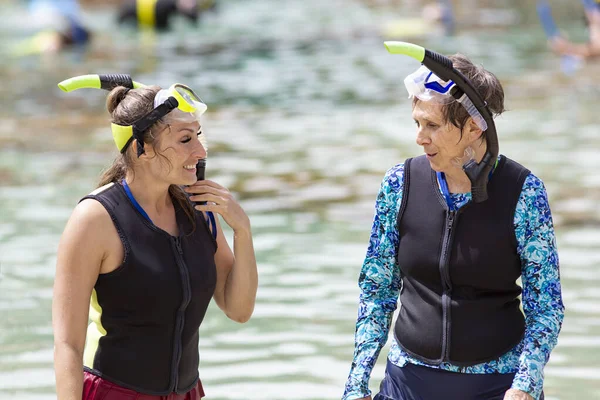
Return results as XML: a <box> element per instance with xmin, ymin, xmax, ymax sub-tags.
<box><xmin>56</xmin><ymin>193</ymin><xmax>116</xmax><ymax>280</ymax></box>
<box><xmin>61</xmin><ymin>185</ymin><xmax>117</xmax><ymax>252</ymax></box>
<box><xmin>70</xmin><ymin>183</ymin><xmax>115</xmax><ymax>225</ymax></box>
<box><xmin>70</xmin><ymin>198</ymin><xmax>112</xmax><ymax>231</ymax></box>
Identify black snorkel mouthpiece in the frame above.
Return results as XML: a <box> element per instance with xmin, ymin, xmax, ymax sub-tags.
<box><xmin>463</xmin><ymin>152</ymin><xmax>495</xmax><ymax>203</ymax></box>
<box><xmin>384</xmin><ymin>41</ymin><xmax>499</xmax><ymax>203</ymax></box>
<box><xmin>195</xmin><ymin>159</ymin><xmax>207</xmax><ymax>206</ymax></box>
<box><xmin>196</xmin><ymin>159</ymin><xmax>206</xmax><ymax>181</ymax></box>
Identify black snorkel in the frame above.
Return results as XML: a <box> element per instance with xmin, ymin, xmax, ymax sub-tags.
<box><xmin>384</xmin><ymin>41</ymin><xmax>498</xmax><ymax>203</ymax></box>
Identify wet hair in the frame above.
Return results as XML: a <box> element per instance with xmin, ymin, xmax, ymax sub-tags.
<box><xmin>98</xmin><ymin>85</ymin><xmax>197</xmax><ymax>229</ymax></box>
<box><xmin>413</xmin><ymin>53</ymin><xmax>505</xmax><ymax>138</ymax></box>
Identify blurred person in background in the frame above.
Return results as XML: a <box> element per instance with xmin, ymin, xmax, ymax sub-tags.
<box><xmin>549</xmin><ymin>2</ymin><xmax>600</xmax><ymax>60</ymax></box>
<box><xmin>15</xmin><ymin>0</ymin><xmax>91</xmax><ymax>55</ymax></box>
<box><xmin>117</xmin><ymin>0</ymin><xmax>217</xmax><ymax>31</ymax></box>
<box><xmin>343</xmin><ymin>48</ymin><xmax>564</xmax><ymax>400</ymax></box>
<box><xmin>381</xmin><ymin>0</ymin><xmax>454</xmax><ymax>39</ymax></box>
<box><xmin>52</xmin><ymin>77</ymin><xmax>258</xmax><ymax>400</ymax></box>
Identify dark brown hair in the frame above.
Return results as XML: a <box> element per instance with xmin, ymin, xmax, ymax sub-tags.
<box><xmin>98</xmin><ymin>86</ymin><xmax>197</xmax><ymax>229</ymax></box>
<box><xmin>413</xmin><ymin>53</ymin><xmax>505</xmax><ymax>138</ymax></box>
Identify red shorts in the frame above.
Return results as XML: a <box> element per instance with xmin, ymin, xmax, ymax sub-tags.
<box><xmin>83</xmin><ymin>371</ymin><xmax>205</xmax><ymax>400</ymax></box>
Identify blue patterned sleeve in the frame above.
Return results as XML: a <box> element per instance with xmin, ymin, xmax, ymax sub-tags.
<box><xmin>342</xmin><ymin>164</ymin><xmax>404</xmax><ymax>400</ymax></box>
<box><xmin>511</xmin><ymin>173</ymin><xmax>565</xmax><ymax>400</ymax></box>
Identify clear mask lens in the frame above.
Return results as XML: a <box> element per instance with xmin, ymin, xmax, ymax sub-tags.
<box><xmin>174</xmin><ymin>84</ymin><xmax>202</xmax><ymax>104</ymax></box>
<box><xmin>404</xmin><ymin>65</ymin><xmax>455</xmax><ymax>104</ymax></box>
<box><xmin>153</xmin><ymin>86</ymin><xmax>207</xmax><ymax>123</ymax></box>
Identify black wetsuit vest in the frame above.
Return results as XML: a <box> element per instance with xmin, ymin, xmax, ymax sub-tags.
<box><xmin>394</xmin><ymin>155</ymin><xmax>530</xmax><ymax>366</ymax></box>
<box><xmin>82</xmin><ymin>183</ymin><xmax>217</xmax><ymax>395</ymax></box>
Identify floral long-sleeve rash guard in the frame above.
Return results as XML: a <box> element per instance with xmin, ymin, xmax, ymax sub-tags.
<box><xmin>343</xmin><ymin>157</ymin><xmax>565</xmax><ymax>400</ymax></box>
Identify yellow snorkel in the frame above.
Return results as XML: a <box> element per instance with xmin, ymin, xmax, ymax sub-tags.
<box><xmin>58</xmin><ymin>74</ymin><xmax>146</xmax><ymax>93</ymax></box>
<box><xmin>58</xmin><ymin>74</ymin><xmax>207</xmax><ymax>156</ymax></box>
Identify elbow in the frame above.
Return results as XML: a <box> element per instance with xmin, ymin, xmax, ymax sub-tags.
<box><xmin>226</xmin><ymin>307</ymin><xmax>254</xmax><ymax>324</ymax></box>
<box><xmin>230</xmin><ymin>314</ymin><xmax>252</xmax><ymax>324</ymax></box>
<box><xmin>53</xmin><ymin>340</ymin><xmax>84</xmax><ymax>362</ymax></box>
<box><xmin>54</xmin><ymin>339</ymin><xmax>83</xmax><ymax>353</ymax></box>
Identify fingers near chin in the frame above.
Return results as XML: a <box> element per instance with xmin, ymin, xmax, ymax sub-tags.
<box><xmin>198</xmin><ymin>179</ymin><xmax>224</xmax><ymax>189</ymax></box>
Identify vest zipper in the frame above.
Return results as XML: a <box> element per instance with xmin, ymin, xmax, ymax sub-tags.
<box><xmin>439</xmin><ymin>210</ymin><xmax>458</xmax><ymax>362</ymax></box>
<box><xmin>169</xmin><ymin>236</ymin><xmax>193</xmax><ymax>393</ymax></box>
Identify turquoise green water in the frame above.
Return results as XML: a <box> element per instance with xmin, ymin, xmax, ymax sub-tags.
<box><xmin>1</xmin><ymin>1</ymin><xmax>600</xmax><ymax>399</ymax></box>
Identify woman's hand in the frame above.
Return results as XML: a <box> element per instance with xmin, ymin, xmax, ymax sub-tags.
<box><xmin>188</xmin><ymin>180</ymin><xmax>258</xmax><ymax>323</ymax></box>
<box><xmin>186</xmin><ymin>180</ymin><xmax>250</xmax><ymax>234</ymax></box>
<box><xmin>503</xmin><ymin>389</ymin><xmax>534</xmax><ymax>400</ymax></box>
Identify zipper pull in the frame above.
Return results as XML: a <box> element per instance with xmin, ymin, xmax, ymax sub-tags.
<box><xmin>174</xmin><ymin>237</ymin><xmax>183</xmax><ymax>255</ymax></box>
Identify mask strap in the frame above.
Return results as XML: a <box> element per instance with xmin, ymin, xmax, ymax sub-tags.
<box><xmin>130</xmin><ymin>97</ymin><xmax>179</xmax><ymax>157</ymax></box>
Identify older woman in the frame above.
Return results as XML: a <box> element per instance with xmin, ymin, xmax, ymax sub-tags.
<box><xmin>343</xmin><ymin>43</ymin><xmax>564</xmax><ymax>400</ymax></box>
<box><xmin>53</xmin><ymin>76</ymin><xmax>258</xmax><ymax>400</ymax></box>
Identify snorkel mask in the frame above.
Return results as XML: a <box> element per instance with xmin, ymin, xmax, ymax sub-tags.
<box><xmin>404</xmin><ymin>66</ymin><xmax>487</xmax><ymax>132</ymax></box>
<box><xmin>57</xmin><ymin>74</ymin><xmax>207</xmax><ymax>156</ymax></box>
<box><xmin>385</xmin><ymin>41</ymin><xmax>499</xmax><ymax>203</ymax></box>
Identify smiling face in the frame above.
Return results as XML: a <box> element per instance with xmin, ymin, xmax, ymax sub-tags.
<box><xmin>412</xmin><ymin>100</ymin><xmax>481</xmax><ymax>174</ymax></box>
<box><xmin>143</xmin><ymin>119</ymin><xmax>207</xmax><ymax>186</ymax></box>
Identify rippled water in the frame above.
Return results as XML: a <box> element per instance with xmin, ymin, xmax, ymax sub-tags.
<box><xmin>1</xmin><ymin>0</ymin><xmax>600</xmax><ymax>399</ymax></box>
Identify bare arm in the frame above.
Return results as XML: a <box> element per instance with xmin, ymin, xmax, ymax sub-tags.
<box><xmin>550</xmin><ymin>37</ymin><xmax>599</xmax><ymax>58</ymax></box>
<box><xmin>589</xmin><ymin>12</ymin><xmax>600</xmax><ymax>58</ymax></box>
<box><xmin>550</xmin><ymin>10</ymin><xmax>600</xmax><ymax>59</ymax></box>
<box><xmin>53</xmin><ymin>199</ymin><xmax>111</xmax><ymax>400</ymax></box>
<box><xmin>211</xmin><ymin>216</ymin><xmax>257</xmax><ymax>323</ymax></box>
<box><xmin>187</xmin><ymin>180</ymin><xmax>258</xmax><ymax>323</ymax></box>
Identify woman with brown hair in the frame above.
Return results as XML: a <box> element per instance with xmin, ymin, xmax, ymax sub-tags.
<box><xmin>52</xmin><ymin>77</ymin><xmax>258</xmax><ymax>400</ymax></box>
